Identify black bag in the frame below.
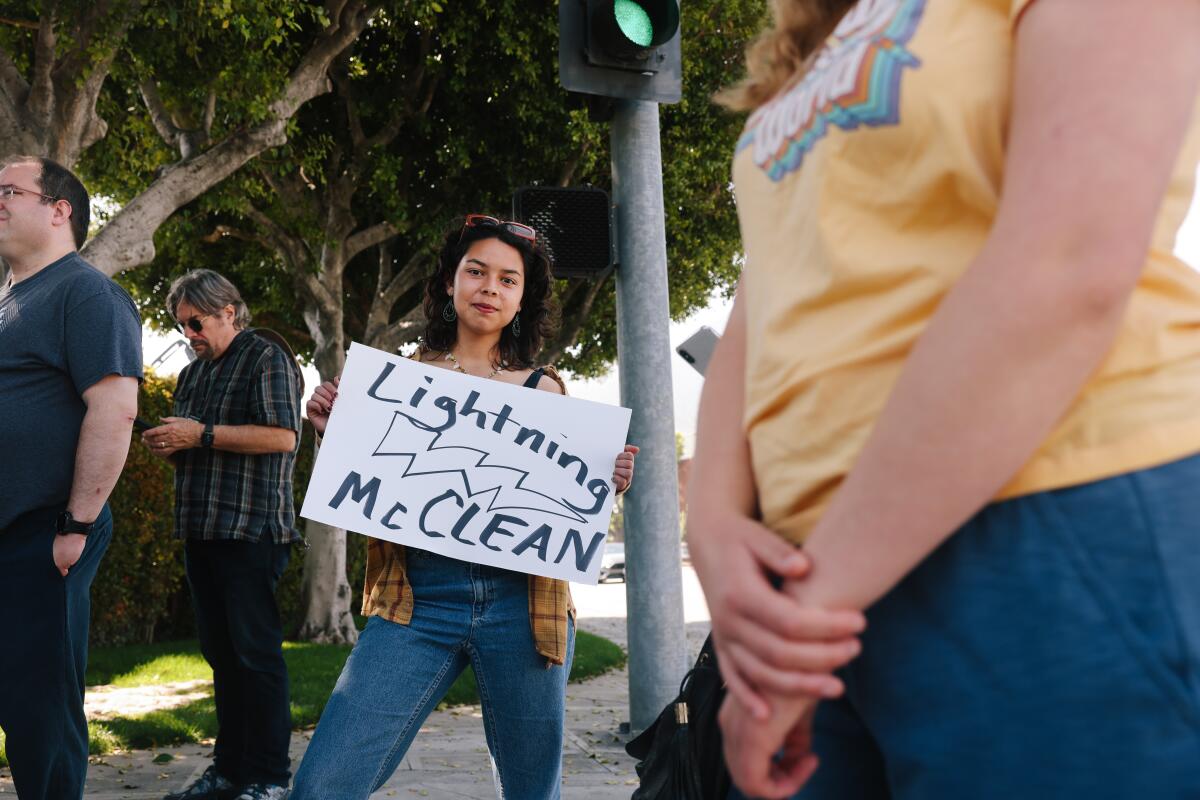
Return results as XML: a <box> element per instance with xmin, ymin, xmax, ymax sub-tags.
<box><xmin>625</xmin><ymin>634</ymin><xmax>730</xmax><ymax>799</ymax></box>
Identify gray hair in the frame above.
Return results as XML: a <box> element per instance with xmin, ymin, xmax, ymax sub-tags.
<box><xmin>166</xmin><ymin>269</ymin><xmax>252</xmax><ymax>329</ymax></box>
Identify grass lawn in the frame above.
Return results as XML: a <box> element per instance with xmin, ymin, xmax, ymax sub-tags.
<box><xmin>0</xmin><ymin>630</ymin><xmax>625</xmax><ymax>766</ymax></box>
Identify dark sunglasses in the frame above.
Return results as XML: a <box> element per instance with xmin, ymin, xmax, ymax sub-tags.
<box><xmin>174</xmin><ymin>314</ymin><xmax>211</xmax><ymax>335</ymax></box>
<box><xmin>459</xmin><ymin>214</ymin><xmax>537</xmax><ymax>244</ymax></box>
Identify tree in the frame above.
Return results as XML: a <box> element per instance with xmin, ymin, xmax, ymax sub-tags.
<box><xmin>125</xmin><ymin>0</ymin><xmax>765</xmax><ymax>367</ymax></box>
<box><xmin>0</xmin><ymin>0</ymin><xmax>377</xmax><ymax>275</ymax></box>
<box><xmin>116</xmin><ymin>0</ymin><xmax>769</xmax><ymax>643</ymax></box>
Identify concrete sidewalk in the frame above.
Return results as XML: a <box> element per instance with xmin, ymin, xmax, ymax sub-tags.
<box><xmin>0</xmin><ymin>615</ymin><xmax>711</xmax><ymax>799</ymax></box>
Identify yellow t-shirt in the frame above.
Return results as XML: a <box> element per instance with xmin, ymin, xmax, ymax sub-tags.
<box><xmin>733</xmin><ymin>0</ymin><xmax>1200</xmax><ymax>543</ymax></box>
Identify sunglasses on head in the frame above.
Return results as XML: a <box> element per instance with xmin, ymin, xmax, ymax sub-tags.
<box><xmin>459</xmin><ymin>214</ymin><xmax>537</xmax><ymax>244</ymax></box>
<box><xmin>175</xmin><ymin>314</ymin><xmax>211</xmax><ymax>335</ymax></box>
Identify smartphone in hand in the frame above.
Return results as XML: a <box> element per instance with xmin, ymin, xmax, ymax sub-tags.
<box><xmin>133</xmin><ymin>417</ymin><xmax>155</xmax><ymax>433</ymax></box>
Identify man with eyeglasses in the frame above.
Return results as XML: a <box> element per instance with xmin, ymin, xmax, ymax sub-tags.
<box><xmin>142</xmin><ymin>269</ymin><xmax>302</xmax><ymax>800</ymax></box>
<box><xmin>0</xmin><ymin>155</ymin><xmax>142</xmax><ymax>798</ymax></box>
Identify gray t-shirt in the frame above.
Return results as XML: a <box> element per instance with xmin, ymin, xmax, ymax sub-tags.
<box><xmin>0</xmin><ymin>253</ymin><xmax>143</xmax><ymax>530</ymax></box>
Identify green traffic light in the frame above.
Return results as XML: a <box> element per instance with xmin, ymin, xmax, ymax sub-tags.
<box><xmin>613</xmin><ymin>0</ymin><xmax>654</xmax><ymax>46</ymax></box>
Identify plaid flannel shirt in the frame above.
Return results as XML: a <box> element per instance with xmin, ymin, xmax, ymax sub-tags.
<box><xmin>362</xmin><ymin>540</ymin><xmax>575</xmax><ymax>665</ymax></box>
<box><xmin>360</xmin><ymin>362</ymin><xmax>575</xmax><ymax>665</ymax></box>
<box><xmin>172</xmin><ymin>330</ymin><xmax>303</xmax><ymax>543</ymax></box>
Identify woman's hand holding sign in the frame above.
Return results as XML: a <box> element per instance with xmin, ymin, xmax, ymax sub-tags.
<box><xmin>613</xmin><ymin>444</ymin><xmax>638</xmax><ymax>494</ymax></box>
<box><xmin>306</xmin><ymin>377</ymin><xmax>339</xmax><ymax>436</ymax></box>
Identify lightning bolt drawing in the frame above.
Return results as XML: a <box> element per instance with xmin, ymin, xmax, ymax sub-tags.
<box><xmin>372</xmin><ymin>411</ymin><xmax>591</xmax><ymax>522</ymax></box>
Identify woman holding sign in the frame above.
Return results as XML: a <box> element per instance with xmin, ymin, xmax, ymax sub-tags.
<box><xmin>291</xmin><ymin>214</ymin><xmax>633</xmax><ymax>799</ymax></box>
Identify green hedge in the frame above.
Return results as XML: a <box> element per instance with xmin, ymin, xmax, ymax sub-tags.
<box><xmin>92</xmin><ymin>371</ymin><xmax>366</xmax><ymax>646</ymax></box>
<box><xmin>92</xmin><ymin>372</ymin><xmax>185</xmax><ymax>645</ymax></box>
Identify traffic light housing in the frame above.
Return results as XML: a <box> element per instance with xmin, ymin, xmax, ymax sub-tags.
<box><xmin>513</xmin><ymin>186</ymin><xmax>614</xmax><ymax>280</ymax></box>
<box><xmin>559</xmin><ymin>0</ymin><xmax>682</xmax><ymax>104</ymax></box>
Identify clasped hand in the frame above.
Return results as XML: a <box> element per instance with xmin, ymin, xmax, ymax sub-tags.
<box><xmin>688</xmin><ymin>507</ymin><xmax>865</xmax><ymax>798</ymax></box>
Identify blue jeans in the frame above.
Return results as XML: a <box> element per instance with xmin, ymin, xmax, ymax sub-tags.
<box><xmin>0</xmin><ymin>503</ymin><xmax>112</xmax><ymax>800</ymax></box>
<box><xmin>292</xmin><ymin>548</ymin><xmax>576</xmax><ymax>799</ymax></box>
<box><xmin>731</xmin><ymin>453</ymin><xmax>1200</xmax><ymax>800</ymax></box>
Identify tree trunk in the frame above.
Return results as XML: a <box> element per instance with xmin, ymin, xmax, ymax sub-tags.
<box><xmin>297</xmin><ymin>515</ymin><xmax>359</xmax><ymax>644</ymax></box>
<box><xmin>0</xmin><ymin>6</ymin><xmax>126</xmax><ymax>167</ymax></box>
<box><xmin>296</xmin><ymin>299</ymin><xmax>359</xmax><ymax>644</ymax></box>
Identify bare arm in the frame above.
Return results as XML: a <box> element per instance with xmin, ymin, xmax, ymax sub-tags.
<box><xmin>68</xmin><ymin>375</ymin><xmax>139</xmax><ymax>521</ymax></box>
<box><xmin>54</xmin><ymin>374</ymin><xmax>139</xmax><ymax>576</ymax></box>
<box><xmin>206</xmin><ymin>423</ymin><xmax>296</xmax><ymax>454</ymax></box>
<box><xmin>143</xmin><ymin>417</ymin><xmax>296</xmax><ymax>456</ymax></box>
<box><xmin>688</xmin><ymin>289</ymin><xmax>758</xmax><ymax>519</ymax></box>
<box><xmin>688</xmin><ymin>286</ymin><xmax>865</xmax><ymax>715</ymax></box>
<box><xmin>791</xmin><ymin>0</ymin><xmax>1200</xmax><ymax>614</ymax></box>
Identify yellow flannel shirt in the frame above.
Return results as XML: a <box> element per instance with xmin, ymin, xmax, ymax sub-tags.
<box><xmin>359</xmin><ymin>362</ymin><xmax>575</xmax><ymax>665</ymax></box>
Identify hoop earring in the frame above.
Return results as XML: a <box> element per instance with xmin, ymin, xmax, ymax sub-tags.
<box><xmin>511</xmin><ymin>313</ymin><xmax>521</xmax><ymax>337</ymax></box>
<box><xmin>442</xmin><ymin>300</ymin><xmax>457</xmax><ymax>322</ymax></box>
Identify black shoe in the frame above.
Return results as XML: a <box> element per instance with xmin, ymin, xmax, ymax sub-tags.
<box><xmin>163</xmin><ymin>765</ymin><xmax>237</xmax><ymax>800</ymax></box>
<box><xmin>231</xmin><ymin>784</ymin><xmax>289</xmax><ymax>800</ymax></box>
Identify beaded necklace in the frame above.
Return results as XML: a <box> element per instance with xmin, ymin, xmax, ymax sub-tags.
<box><xmin>445</xmin><ymin>350</ymin><xmax>502</xmax><ymax>380</ymax></box>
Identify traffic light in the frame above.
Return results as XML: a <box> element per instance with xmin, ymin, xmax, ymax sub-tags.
<box><xmin>559</xmin><ymin>0</ymin><xmax>682</xmax><ymax>104</ymax></box>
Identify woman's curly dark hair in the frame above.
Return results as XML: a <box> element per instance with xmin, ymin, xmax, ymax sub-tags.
<box><xmin>421</xmin><ymin>216</ymin><xmax>559</xmax><ymax>369</ymax></box>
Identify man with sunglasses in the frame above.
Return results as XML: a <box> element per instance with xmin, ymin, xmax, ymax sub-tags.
<box><xmin>0</xmin><ymin>155</ymin><xmax>142</xmax><ymax>798</ymax></box>
<box><xmin>144</xmin><ymin>269</ymin><xmax>302</xmax><ymax>800</ymax></box>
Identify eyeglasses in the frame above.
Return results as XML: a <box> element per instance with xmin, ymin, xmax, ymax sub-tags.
<box><xmin>460</xmin><ymin>214</ymin><xmax>537</xmax><ymax>243</ymax></box>
<box><xmin>175</xmin><ymin>314</ymin><xmax>211</xmax><ymax>334</ymax></box>
<box><xmin>0</xmin><ymin>184</ymin><xmax>62</xmax><ymax>203</ymax></box>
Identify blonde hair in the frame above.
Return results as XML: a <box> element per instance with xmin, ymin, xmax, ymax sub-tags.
<box><xmin>716</xmin><ymin>0</ymin><xmax>856</xmax><ymax>112</ymax></box>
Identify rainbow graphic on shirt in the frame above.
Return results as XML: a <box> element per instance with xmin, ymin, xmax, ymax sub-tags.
<box><xmin>738</xmin><ymin>0</ymin><xmax>926</xmax><ymax>182</ymax></box>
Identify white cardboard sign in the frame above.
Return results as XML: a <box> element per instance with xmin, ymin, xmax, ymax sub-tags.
<box><xmin>300</xmin><ymin>342</ymin><xmax>632</xmax><ymax>584</ymax></box>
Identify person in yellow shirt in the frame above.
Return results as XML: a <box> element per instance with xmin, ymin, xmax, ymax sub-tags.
<box><xmin>687</xmin><ymin>0</ymin><xmax>1200</xmax><ymax>797</ymax></box>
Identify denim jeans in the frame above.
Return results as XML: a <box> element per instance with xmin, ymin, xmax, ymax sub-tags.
<box><xmin>0</xmin><ymin>503</ymin><xmax>111</xmax><ymax>800</ymax></box>
<box><xmin>292</xmin><ymin>548</ymin><xmax>576</xmax><ymax>800</ymax></box>
<box><xmin>729</xmin><ymin>452</ymin><xmax>1200</xmax><ymax>800</ymax></box>
<box><xmin>185</xmin><ymin>536</ymin><xmax>293</xmax><ymax>786</ymax></box>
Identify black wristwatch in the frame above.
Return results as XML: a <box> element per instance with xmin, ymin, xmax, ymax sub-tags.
<box><xmin>201</xmin><ymin>421</ymin><xmax>215</xmax><ymax>448</ymax></box>
<box><xmin>56</xmin><ymin>510</ymin><xmax>95</xmax><ymax>537</ymax></box>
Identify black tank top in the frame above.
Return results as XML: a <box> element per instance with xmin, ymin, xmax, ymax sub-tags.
<box><xmin>522</xmin><ymin>367</ymin><xmax>545</xmax><ymax>389</ymax></box>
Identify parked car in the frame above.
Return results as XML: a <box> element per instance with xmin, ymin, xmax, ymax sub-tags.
<box><xmin>599</xmin><ymin>542</ymin><xmax>625</xmax><ymax>583</ymax></box>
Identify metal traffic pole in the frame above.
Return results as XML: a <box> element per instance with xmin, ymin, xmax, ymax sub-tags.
<box><xmin>611</xmin><ymin>97</ymin><xmax>688</xmax><ymax>732</ymax></box>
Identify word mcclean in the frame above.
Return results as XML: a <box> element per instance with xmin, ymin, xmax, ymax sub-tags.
<box><xmin>328</xmin><ymin>471</ymin><xmax>606</xmax><ymax>572</ymax></box>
